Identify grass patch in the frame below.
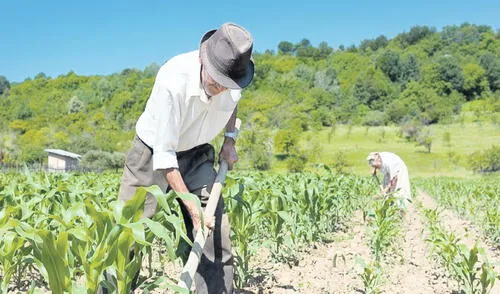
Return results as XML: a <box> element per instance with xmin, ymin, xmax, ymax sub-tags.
<box><xmin>263</xmin><ymin>119</ymin><xmax>499</xmax><ymax>177</ymax></box>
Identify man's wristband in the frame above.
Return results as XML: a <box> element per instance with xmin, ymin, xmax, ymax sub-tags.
<box><xmin>224</xmin><ymin>130</ymin><xmax>239</xmax><ymax>140</ymax></box>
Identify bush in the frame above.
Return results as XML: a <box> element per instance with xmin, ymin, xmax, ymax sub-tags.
<box><xmin>80</xmin><ymin>150</ymin><xmax>125</xmax><ymax>171</ymax></box>
<box><xmin>250</xmin><ymin>147</ymin><xmax>271</xmax><ymax>170</ymax></box>
<box><xmin>286</xmin><ymin>155</ymin><xmax>307</xmax><ymax>172</ymax></box>
<box><xmin>239</xmin><ymin>128</ymin><xmax>272</xmax><ymax>171</ymax></box>
<box><xmin>399</xmin><ymin>120</ymin><xmax>422</xmax><ymax>142</ymax></box>
<box><xmin>468</xmin><ymin>145</ymin><xmax>500</xmax><ymax>173</ymax></box>
<box><xmin>286</xmin><ymin>149</ymin><xmax>308</xmax><ymax>172</ymax></box>
<box><xmin>362</xmin><ymin>110</ymin><xmax>388</xmax><ymax>126</ymax></box>
<box><xmin>331</xmin><ymin>151</ymin><xmax>351</xmax><ymax>174</ymax></box>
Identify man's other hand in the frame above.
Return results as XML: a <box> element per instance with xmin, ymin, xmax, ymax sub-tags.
<box><xmin>220</xmin><ymin>138</ymin><xmax>238</xmax><ymax>170</ymax></box>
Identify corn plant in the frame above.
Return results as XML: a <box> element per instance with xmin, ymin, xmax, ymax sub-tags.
<box><xmin>452</xmin><ymin>245</ymin><xmax>498</xmax><ymax>294</ymax></box>
<box><xmin>1</xmin><ymin>170</ymin><xmax>376</xmax><ymax>292</ymax></box>
<box><xmin>416</xmin><ymin>177</ymin><xmax>500</xmax><ymax>248</ymax></box>
<box><xmin>225</xmin><ymin>177</ymin><xmax>261</xmax><ymax>287</ymax></box>
<box><xmin>356</xmin><ymin>256</ymin><xmax>381</xmax><ymax>294</ymax></box>
<box><xmin>0</xmin><ymin>172</ymin><xmax>193</xmax><ymax>293</ymax></box>
<box><xmin>0</xmin><ymin>226</ymin><xmax>26</xmax><ymax>292</ymax></box>
<box><xmin>423</xmin><ymin>208</ymin><xmax>499</xmax><ymax>294</ymax></box>
<box><xmin>369</xmin><ymin>195</ymin><xmax>402</xmax><ymax>262</ymax></box>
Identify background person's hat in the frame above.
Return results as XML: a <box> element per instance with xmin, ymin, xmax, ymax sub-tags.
<box><xmin>200</xmin><ymin>22</ymin><xmax>254</xmax><ymax>89</ymax></box>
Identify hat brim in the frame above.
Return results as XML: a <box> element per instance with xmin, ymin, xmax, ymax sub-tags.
<box><xmin>199</xmin><ymin>29</ymin><xmax>254</xmax><ymax>89</ymax></box>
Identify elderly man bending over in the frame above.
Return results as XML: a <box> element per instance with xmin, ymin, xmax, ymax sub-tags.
<box><xmin>366</xmin><ymin>152</ymin><xmax>412</xmax><ymax>210</ymax></box>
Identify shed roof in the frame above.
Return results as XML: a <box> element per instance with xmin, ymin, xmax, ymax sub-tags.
<box><xmin>44</xmin><ymin>149</ymin><xmax>82</xmax><ymax>159</ymax></box>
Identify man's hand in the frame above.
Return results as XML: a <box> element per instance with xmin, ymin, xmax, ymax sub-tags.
<box><xmin>184</xmin><ymin>200</ymin><xmax>215</xmax><ymax>231</ymax></box>
<box><xmin>389</xmin><ymin>175</ymin><xmax>398</xmax><ymax>190</ymax></box>
<box><xmin>220</xmin><ymin>138</ymin><xmax>238</xmax><ymax>170</ymax></box>
<box><xmin>165</xmin><ymin>169</ymin><xmax>215</xmax><ymax>231</ymax></box>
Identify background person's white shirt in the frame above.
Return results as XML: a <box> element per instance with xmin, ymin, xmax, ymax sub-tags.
<box><xmin>136</xmin><ymin>50</ymin><xmax>241</xmax><ymax>170</ymax></box>
<box><xmin>379</xmin><ymin>152</ymin><xmax>412</xmax><ymax>203</ymax></box>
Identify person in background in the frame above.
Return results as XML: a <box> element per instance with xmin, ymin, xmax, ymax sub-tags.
<box><xmin>366</xmin><ymin>152</ymin><xmax>412</xmax><ymax>210</ymax></box>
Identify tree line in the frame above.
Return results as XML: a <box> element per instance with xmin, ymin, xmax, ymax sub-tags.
<box><xmin>0</xmin><ymin>23</ymin><xmax>499</xmax><ymax>167</ymax></box>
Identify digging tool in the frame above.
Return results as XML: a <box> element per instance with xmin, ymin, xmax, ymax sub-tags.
<box><xmin>371</xmin><ymin>169</ymin><xmax>384</xmax><ymax>193</ymax></box>
<box><xmin>177</xmin><ymin>118</ymin><xmax>241</xmax><ymax>291</ymax></box>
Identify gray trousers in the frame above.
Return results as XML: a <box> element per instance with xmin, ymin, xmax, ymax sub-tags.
<box><xmin>118</xmin><ymin>135</ymin><xmax>234</xmax><ymax>294</ymax></box>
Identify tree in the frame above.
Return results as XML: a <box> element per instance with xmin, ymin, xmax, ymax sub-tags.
<box><xmin>0</xmin><ymin>76</ymin><xmax>10</xmax><ymax>96</ymax></box>
<box><xmin>34</xmin><ymin>72</ymin><xmax>48</xmax><ymax>80</ymax></box>
<box><xmin>399</xmin><ymin>81</ymin><xmax>454</xmax><ymax>124</ymax></box>
<box><xmin>416</xmin><ymin>132</ymin><xmax>433</xmax><ymax>153</ymax></box>
<box><xmin>376</xmin><ymin>50</ymin><xmax>402</xmax><ymax>82</ymax></box>
<box><xmin>443</xmin><ymin>131</ymin><xmax>451</xmax><ymax>147</ymax></box>
<box><xmin>479</xmin><ymin>53</ymin><xmax>500</xmax><ymax>91</ymax></box>
<box><xmin>295</xmin><ymin>38</ymin><xmax>317</xmax><ymax>58</ymax></box>
<box><xmin>396</xmin><ymin>25</ymin><xmax>435</xmax><ymax>47</ymax></box>
<box><xmin>399</xmin><ymin>54</ymin><xmax>420</xmax><ymax>86</ymax></box>
<box><xmin>143</xmin><ymin>63</ymin><xmax>160</xmax><ymax>78</ymax></box>
<box><xmin>437</xmin><ymin>55</ymin><xmax>464</xmax><ymax>94</ymax></box>
<box><xmin>317</xmin><ymin>41</ymin><xmax>333</xmax><ymax>59</ymax></box>
<box><xmin>373</xmin><ymin>35</ymin><xmax>389</xmax><ymax>50</ymax></box>
<box><xmin>353</xmin><ymin>68</ymin><xmax>392</xmax><ymax>110</ymax></box>
<box><xmin>68</xmin><ymin>96</ymin><xmax>84</xmax><ymax>113</ymax></box>
<box><xmin>278</xmin><ymin>41</ymin><xmax>294</xmax><ymax>55</ymax></box>
<box><xmin>362</xmin><ymin>110</ymin><xmax>387</xmax><ymax>126</ymax></box>
<box><xmin>386</xmin><ymin>100</ymin><xmax>408</xmax><ymax>124</ymax></box>
<box><xmin>274</xmin><ymin>130</ymin><xmax>298</xmax><ymax>155</ymax></box>
<box><xmin>359</xmin><ymin>36</ymin><xmax>388</xmax><ymax>52</ymax></box>
<box><xmin>462</xmin><ymin>63</ymin><xmax>488</xmax><ymax>100</ymax></box>
<box><xmin>399</xmin><ymin>120</ymin><xmax>422</xmax><ymax>142</ymax></box>
<box><xmin>250</xmin><ymin>147</ymin><xmax>271</xmax><ymax>170</ymax></box>
<box><xmin>441</xmin><ymin>23</ymin><xmax>487</xmax><ymax>45</ymax></box>
<box><xmin>314</xmin><ymin>67</ymin><xmax>338</xmax><ymax>93</ymax></box>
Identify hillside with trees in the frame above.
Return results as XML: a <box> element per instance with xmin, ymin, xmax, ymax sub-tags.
<box><xmin>0</xmin><ymin>23</ymin><xmax>499</xmax><ymax>167</ymax></box>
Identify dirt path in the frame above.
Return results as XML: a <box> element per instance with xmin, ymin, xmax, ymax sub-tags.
<box><xmin>418</xmin><ymin>191</ymin><xmax>499</xmax><ymax>263</ymax></box>
<box><xmin>379</xmin><ymin>197</ymin><xmax>453</xmax><ymax>294</ymax></box>
<box><xmin>418</xmin><ymin>191</ymin><xmax>500</xmax><ymax>293</ymax></box>
<box><xmin>240</xmin><ymin>210</ymin><xmax>372</xmax><ymax>293</ymax></box>
<box><xmin>138</xmin><ymin>191</ymin><xmax>499</xmax><ymax>293</ymax></box>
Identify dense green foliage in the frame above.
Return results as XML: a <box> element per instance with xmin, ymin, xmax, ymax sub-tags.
<box><xmin>468</xmin><ymin>145</ymin><xmax>500</xmax><ymax>173</ymax></box>
<box><xmin>1</xmin><ymin>23</ymin><xmax>500</xmax><ymax>165</ymax></box>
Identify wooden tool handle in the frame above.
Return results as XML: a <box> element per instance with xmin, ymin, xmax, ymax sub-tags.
<box><xmin>177</xmin><ymin>119</ymin><xmax>241</xmax><ymax>290</ymax></box>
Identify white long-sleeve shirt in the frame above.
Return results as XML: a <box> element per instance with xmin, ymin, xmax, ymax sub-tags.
<box><xmin>378</xmin><ymin>152</ymin><xmax>412</xmax><ymax>201</ymax></box>
<box><xmin>136</xmin><ymin>50</ymin><xmax>241</xmax><ymax>170</ymax></box>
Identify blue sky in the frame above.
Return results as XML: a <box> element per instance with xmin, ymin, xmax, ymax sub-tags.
<box><xmin>1</xmin><ymin>0</ymin><xmax>499</xmax><ymax>82</ymax></box>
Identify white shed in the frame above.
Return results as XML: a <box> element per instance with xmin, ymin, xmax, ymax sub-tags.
<box><xmin>44</xmin><ymin>149</ymin><xmax>81</xmax><ymax>172</ymax></box>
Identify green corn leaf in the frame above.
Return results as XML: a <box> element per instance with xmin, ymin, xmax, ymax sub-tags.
<box><xmin>123</xmin><ymin>222</ymin><xmax>151</xmax><ymax>246</ymax></box>
<box><xmin>138</xmin><ymin>218</ymin><xmax>177</xmax><ymax>260</ymax></box>
<box><xmin>35</xmin><ymin>230</ymin><xmax>71</xmax><ymax>294</ymax></box>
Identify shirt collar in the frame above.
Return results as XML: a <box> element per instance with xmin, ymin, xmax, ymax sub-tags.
<box><xmin>185</xmin><ymin>61</ymin><xmax>203</xmax><ymax>101</ymax></box>
<box><xmin>185</xmin><ymin>56</ymin><xmax>240</xmax><ymax>104</ymax></box>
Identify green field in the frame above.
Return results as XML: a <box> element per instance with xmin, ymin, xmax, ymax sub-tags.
<box><xmin>270</xmin><ymin>118</ymin><xmax>500</xmax><ymax>177</ymax></box>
